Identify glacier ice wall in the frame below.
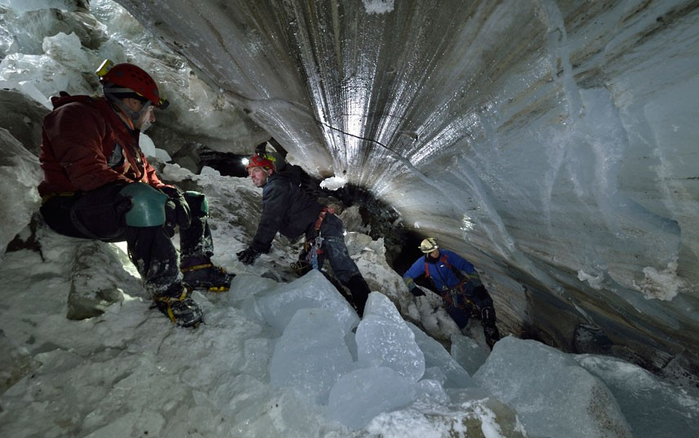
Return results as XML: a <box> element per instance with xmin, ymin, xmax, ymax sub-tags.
<box><xmin>110</xmin><ymin>0</ymin><xmax>699</xmax><ymax>373</ymax></box>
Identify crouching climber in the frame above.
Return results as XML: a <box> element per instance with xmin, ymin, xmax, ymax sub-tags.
<box><xmin>38</xmin><ymin>60</ymin><xmax>233</xmax><ymax>328</ymax></box>
<box><xmin>237</xmin><ymin>152</ymin><xmax>372</xmax><ymax>316</ymax></box>
<box><xmin>403</xmin><ymin>238</ymin><xmax>501</xmax><ymax>348</ymax></box>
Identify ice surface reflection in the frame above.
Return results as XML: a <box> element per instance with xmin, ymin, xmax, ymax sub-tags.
<box><xmin>110</xmin><ymin>0</ymin><xmax>699</xmax><ymax>382</ymax></box>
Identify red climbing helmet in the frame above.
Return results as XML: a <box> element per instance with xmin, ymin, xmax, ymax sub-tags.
<box><xmin>96</xmin><ymin>59</ymin><xmax>169</xmax><ymax>109</ymax></box>
<box><xmin>245</xmin><ymin>154</ymin><xmax>276</xmax><ymax>172</ymax></box>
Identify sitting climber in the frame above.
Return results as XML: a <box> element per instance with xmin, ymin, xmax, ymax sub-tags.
<box><xmin>403</xmin><ymin>238</ymin><xmax>501</xmax><ymax>348</ymax></box>
<box><xmin>38</xmin><ymin>60</ymin><xmax>234</xmax><ymax>328</ymax></box>
<box><xmin>237</xmin><ymin>151</ymin><xmax>372</xmax><ymax>316</ymax></box>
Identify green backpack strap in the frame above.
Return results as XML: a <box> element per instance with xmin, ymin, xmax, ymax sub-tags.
<box><xmin>184</xmin><ymin>191</ymin><xmax>209</xmax><ymax>217</ymax></box>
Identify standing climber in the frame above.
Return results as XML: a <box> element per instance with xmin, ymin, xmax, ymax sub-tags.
<box><xmin>38</xmin><ymin>60</ymin><xmax>233</xmax><ymax>327</ymax></box>
<box><xmin>237</xmin><ymin>152</ymin><xmax>372</xmax><ymax>316</ymax></box>
<box><xmin>403</xmin><ymin>238</ymin><xmax>501</xmax><ymax>348</ymax></box>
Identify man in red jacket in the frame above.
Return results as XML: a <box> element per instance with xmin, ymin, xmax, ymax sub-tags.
<box><xmin>38</xmin><ymin>60</ymin><xmax>233</xmax><ymax>327</ymax></box>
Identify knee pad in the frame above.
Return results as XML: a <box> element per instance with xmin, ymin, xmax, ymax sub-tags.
<box><xmin>184</xmin><ymin>191</ymin><xmax>208</xmax><ymax>217</ymax></box>
<box><xmin>119</xmin><ymin>183</ymin><xmax>168</xmax><ymax>227</ymax></box>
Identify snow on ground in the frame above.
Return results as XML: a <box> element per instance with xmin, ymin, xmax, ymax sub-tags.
<box><xmin>2</xmin><ymin>163</ymin><xmax>698</xmax><ymax>437</ymax></box>
<box><xmin>2</xmin><ymin>1</ymin><xmax>699</xmax><ymax>436</ymax></box>
<box><xmin>0</xmin><ymin>165</ymin><xmax>506</xmax><ymax>437</ymax></box>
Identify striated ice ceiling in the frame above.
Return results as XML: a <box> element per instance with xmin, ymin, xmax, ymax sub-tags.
<box><xmin>9</xmin><ymin>0</ymin><xmax>699</xmax><ymax>377</ymax></box>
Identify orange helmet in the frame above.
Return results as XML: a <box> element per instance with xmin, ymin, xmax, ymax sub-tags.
<box><xmin>97</xmin><ymin>60</ymin><xmax>169</xmax><ymax>109</ymax></box>
<box><xmin>245</xmin><ymin>154</ymin><xmax>275</xmax><ymax>172</ymax></box>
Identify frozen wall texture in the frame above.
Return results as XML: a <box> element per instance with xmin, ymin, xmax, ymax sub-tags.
<box><xmin>115</xmin><ymin>0</ymin><xmax>699</xmax><ymax>374</ymax></box>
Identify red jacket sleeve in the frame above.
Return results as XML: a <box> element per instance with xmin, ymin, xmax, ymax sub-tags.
<box><xmin>42</xmin><ymin>102</ymin><xmax>133</xmax><ymax>191</ymax></box>
<box><xmin>142</xmin><ymin>155</ymin><xmax>166</xmax><ymax>189</ymax></box>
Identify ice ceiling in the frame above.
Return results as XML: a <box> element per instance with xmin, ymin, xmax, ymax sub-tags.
<box><xmin>40</xmin><ymin>0</ymin><xmax>699</xmax><ymax>375</ymax></box>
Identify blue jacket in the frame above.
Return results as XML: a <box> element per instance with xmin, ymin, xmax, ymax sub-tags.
<box><xmin>403</xmin><ymin>249</ymin><xmax>477</xmax><ymax>292</ymax></box>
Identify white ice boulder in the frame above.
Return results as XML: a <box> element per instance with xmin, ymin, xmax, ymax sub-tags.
<box><xmin>356</xmin><ymin>292</ymin><xmax>425</xmax><ymax>383</ymax></box>
<box><xmin>0</xmin><ymin>128</ymin><xmax>41</xmax><ymax>258</ymax></box>
<box><xmin>408</xmin><ymin>322</ymin><xmax>473</xmax><ymax>389</ymax></box>
<box><xmin>450</xmin><ymin>333</ymin><xmax>490</xmax><ymax>376</ymax></box>
<box><xmin>474</xmin><ymin>336</ymin><xmax>632</xmax><ymax>438</ymax></box>
<box><xmin>269</xmin><ymin>308</ymin><xmax>354</xmax><ymax>404</ymax></box>
<box><xmin>257</xmin><ymin>270</ymin><xmax>359</xmax><ymax>334</ymax></box>
<box><xmin>327</xmin><ymin>366</ymin><xmax>416</xmax><ymax>429</ymax></box>
<box><xmin>575</xmin><ymin>354</ymin><xmax>699</xmax><ymax>438</ymax></box>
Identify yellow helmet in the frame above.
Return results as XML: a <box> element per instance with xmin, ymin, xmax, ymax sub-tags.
<box><xmin>419</xmin><ymin>237</ymin><xmax>439</xmax><ymax>253</ymax></box>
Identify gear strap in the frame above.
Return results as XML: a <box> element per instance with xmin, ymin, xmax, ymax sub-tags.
<box><xmin>181</xmin><ymin>263</ymin><xmax>230</xmax><ymax>292</ymax></box>
<box><xmin>41</xmin><ymin>191</ymin><xmax>76</xmax><ymax>205</ymax></box>
<box><xmin>424</xmin><ymin>254</ymin><xmax>468</xmax><ymax>282</ymax></box>
<box><xmin>302</xmin><ymin>207</ymin><xmax>335</xmax><ymax>271</ymax></box>
<box><xmin>181</xmin><ymin>263</ymin><xmax>213</xmax><ymax>273</ymax></box>
<box><xmin>314</xmin><ymin>206</ymin><xmax>334</xmax><ymax>232</ymax></box>
<box><xmin>154</xmin><ymin>288</ymin><xmax>189</xmax><ymax>323</ymax></box>
<box><xmin>443</xmin><ymin>286</ymin><xmax>477</xmax><ymax>310</ymax></box>
<box><xmin>311</xmin><ymin>234</ymin><xmax>324</xmax><ymax>270</ymax></box>
<box><xmin>302</xmin><ymin>234</ymin><xmax>325</xmax><ymax>270</ymax></box>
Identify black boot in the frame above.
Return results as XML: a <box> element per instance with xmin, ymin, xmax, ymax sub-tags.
<box><xmin>344</xmin><ymin>275</ymin><xmax>371</xmax><ymax>317</ymax></box>
<box><xmin>153</xmin><ymin>285</ymin><xmax>203</xmax><ymax>327</ymax></box>
<box><xmin>483</xmin><ymin>325</ymin><xmax>501</xmax><ymax>349</ymax></box>
<box><xmin>481</xmin><ymin>307</ymin><xmax>500</xmax><ymax>349</ymax></box>
<box><xmin>182</xmin><ymin>261</ymin><xmax>235</xmax><ymax>292</ymax></box>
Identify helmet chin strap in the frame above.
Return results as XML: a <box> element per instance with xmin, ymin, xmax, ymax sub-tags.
<box><xmin>104</xmin><ymin>89</ymin><xmax>152</xmax><ymax>126</ymax></box>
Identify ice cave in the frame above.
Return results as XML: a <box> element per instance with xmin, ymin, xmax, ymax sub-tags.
<box><xmin>1</xmin><ymin>0</ymin><xmax>699</xmax><ymax>436</ymax></box>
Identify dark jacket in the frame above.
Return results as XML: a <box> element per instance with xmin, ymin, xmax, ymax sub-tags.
<box><xmin>39</xmin><ymin>94</ymin><xmax>165</xmax><ymax>197</ymax></box>
<box><xmin>251</xmin><ymin>172</ymin><xmax>322</xmax><ymax>253</ymax></box>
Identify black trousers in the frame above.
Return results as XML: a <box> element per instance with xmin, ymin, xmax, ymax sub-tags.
<box><xmin>40</xmin><ymin>184</ymin><xmax>213</xmax><ymax>297</ymax></box>
<box><xmin>308</xmin><ymin>213</ymin><xmax>362</xmax><ymax>285</ymax></box>
<box><xmin>442</xmin><ymin>285</ymin><xmax>496</xmax><ymax>329</ymax></box>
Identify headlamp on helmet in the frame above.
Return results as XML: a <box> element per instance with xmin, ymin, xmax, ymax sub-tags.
<box><xmin>419</xmin><ymin>237</ymin><xmax>439</xmax><ymax>253</ymax></box>
<box><xmin>245</xmin><ymin>153</ymin><xmax>276</xmax><ymax>172</ymax></box>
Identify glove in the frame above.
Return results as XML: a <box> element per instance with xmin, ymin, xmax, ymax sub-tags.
<box><xmin>404</xmin><ymin>278</ymin><xmax>425</xmax><ymax>296</ymax></box>
<box><xmin>161</xmin><ymin>186</ymin><xmax>191</xmax><ymax>230</ymax></box>
<box><xmin>237</xmin><ymin>247</ymin><xmax>260</xmax><ymax>265</ymax></box>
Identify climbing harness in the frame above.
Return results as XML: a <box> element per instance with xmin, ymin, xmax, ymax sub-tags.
<box><xmin>307</xmin><ymin>207</ymin><xmax>335</xmax><ymax>271</ymax></box>
<box><xmin>314</xmin><ymin>206</ymin><xmax>334</xmax><ymax>232</ymax></box>
<box><xmin>443</xmin><ymin>285</ymin><xmax>477</xmax><ymax>312</ymax></box>
<box><xmin>425</xmin><ymin>253</ymin><xmax>477</xmax><ymax>311</ymax></box>
<box><xmin>290</xmin><ymin>207</ymin><xmax>335</xmax><ymax>275</ymax></box>
<box><xmin>310</xmin><ymin>234</ymin><xmax>324</xmax><ymax>270</ymax></box>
